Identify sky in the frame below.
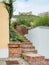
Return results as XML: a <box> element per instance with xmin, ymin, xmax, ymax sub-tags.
<box><xmin>13</xmin><ymin>0</ymin><xmax>49</xmax><ymax>15</ymax></box>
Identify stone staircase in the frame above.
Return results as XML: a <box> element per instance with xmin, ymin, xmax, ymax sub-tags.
<box><xmin>21</xmin><ymin>37</ymin><xmax>49</xmax><ymax>65</ymax></box>
<box><xmin>0</xmin><ymin>58</ymin><xmax>30</xmax><ymax>65</ymax></box>
<box><xmin>22</xmin><ymin>38</ymin><xmax>37</xmax><ymax>54</ymax></box>
<box><xmin>7</xmin><ymin>36</ymin><xmax>49</xmax><ymax>65</ymax></box>
<box><xmin>13</xmin><ymin>23</ymin><xmax>49</xmax><ymax>65</ymax></box>
<box><xmin>6</xmin><ymin>37</ymin><xmax>49</xmax><ymax>65</ymax></box>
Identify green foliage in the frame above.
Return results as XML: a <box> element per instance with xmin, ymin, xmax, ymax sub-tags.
<box><xmin>17</xmin><ymin>19</ymin><xmax>31</xmax><ymax>28</ymax></box>
<box><xmin>10</xmin><ymin>26</ymin><xmax>17</xmax><ymax>41</ymax></box>
<box><xmin>4</xmin><ymin>3</ymin><xmax>9</xmax><ymax>13</ymax></box>
<box><xmin>4</xmin><ymin>0</ymin><xmax>25</xmax><ymax>42</ymax></box>
<box><xmin>11</xmin><ymin>18</ymin><xmax>34</xmax><ymax>29</ymax></box>
<box><xmin>12</xmin><ymin>15</ymin><xmax>39</xmax><ymax>29</ymax></box>
<box><xmin>4</xmin><ymin>0</ymin><xmax>16</xmax><ymax>23</ymax></box>
<box><xmin>10</xmin><ymin>26</ymin><xmax>25</xmax><ymax>42</ymax></box>
<box><xmin>33</xmin><ymin>16</ymin><xmax>49</xmax><ymax>27</ymax></box>
<box><xmin>9</xmin><ymin>0</ymin><xmax>16</xmax><ymax>19</ymax></box>
<box><xmin>17</xmin><ymin>35</ymin><xmax>25</xmax><ymax>42</ymax></box>
<box><xmin>11</xmin><ymin>22</ymin><xmax>17</xmax><ymax>27</ymax></box>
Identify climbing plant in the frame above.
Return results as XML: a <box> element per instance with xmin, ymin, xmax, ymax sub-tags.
<box><xmin>4</xmin><ymin>0</ymin><xmax>16</xmax><ymax>23</ymax></box>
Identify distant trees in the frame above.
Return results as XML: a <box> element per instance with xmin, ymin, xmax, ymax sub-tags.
<box><xmin>33</xmin><ymin>16</ymin><xmax>49</xmax><ymax>27</ymax></box>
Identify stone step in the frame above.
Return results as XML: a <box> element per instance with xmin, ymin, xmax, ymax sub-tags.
<box><xmin>22</xmin><ymin>52</ymin><xmax>37</xmax><ymax>55</ymax></box>
<box><xmin>22</xmin><ymin>44</ymin><xmax>33</xmax><ymax>48</ymax></box>
<box><xmin>45</xmin><ymin>59</ymin><xmax>49</xmax><ymax>65</ymax></box>
<box><xmin>5</xmin><ymin>57</ymin><xmax>30</xmax><ymax>65</ymax></box>
<box><xmin>24</xmin><ymin>40</ymin><xmax>30</xmax><ymax>42</ymax></box>
<box><xmin>30</xmin><ymin>61</ymin><xmax>46</xmax><ymax>65</ymax></box>
<box><xmin>22</xmin><ymin>48</ymin><xmax>35</xmax><ymax>52</ymax></box>
<box><xmin>22</xmin><ymin>50</ymin><xmax>37</xmax><ymax>53</ymax></box>
<box><xmin>22</xmin><ymin>46</ymin><xmax>35</xmax><ymax>49</ymax></box>
<box><xmin>6</xmin><ymin>61</ymin><xmax>19</xmax><ymax>65</ymax></box>
<box><xmin>22</xmin><ymin>41</ymin><xmax>32</xmax><ymax>44</ymax></box>
<box><xmin>23</xmin><ymin>53</ymin><xmax>45</xmax><ymax>65</ymax></box>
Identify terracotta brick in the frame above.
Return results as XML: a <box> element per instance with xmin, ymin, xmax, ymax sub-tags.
<box><xmin>6</xmin><ymin>60</ymin><xmax>19</xmax><ymax>65</ymax></box>
<box><xmin>31</xmin><ymin>61</ymin><xmax>46</xmax><ymax>65</ymax></box>
<box><xmin>45</xmin><ymin>59</ymin><xmax>49</xmax><ymax>65</ymax></box>
<box><xmin>23</xmin><ymin>53</ymin><xmax>45</xmax><ymax>65</ymax></box>
<box><xmin>21</xmin><ymin>41</ymin><xmax>36</xmax><ymax>53</ymax></box>
<box><xmin>14</xmin><ymin>25</ymin><xmax>28</xmax><ymax>35</ymax></box>
<box><xmin>8</xmin><ymin>44</ymin><xmax>22</xmax><ymax>57</ymax></box>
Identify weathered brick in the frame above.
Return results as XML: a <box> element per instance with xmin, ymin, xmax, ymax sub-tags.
<box><xmin>6</xmin><ymin>60</ymin><xmax>19</xmax><ymax>65</ymax></box>
<box><xmin>8</xmin><ymin>43</ymin><xmax>22</xmax><ymax>57</ymax></box>
<box><xmin>23</xmin><ymin>53</ymin><xmax>45</xmax><ymax>65</ymax></box>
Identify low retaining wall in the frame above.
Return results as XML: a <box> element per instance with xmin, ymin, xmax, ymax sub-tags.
<box><xmin>8</xmin><ymin>43</ymin><xmax>22</xmax><ymax>57</ymax></box>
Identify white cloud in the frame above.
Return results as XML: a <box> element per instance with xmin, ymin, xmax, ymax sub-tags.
<box><xmin>16</xmin><ymin>1</ymin><xmax>25</xmax><ymax>9</ymax></box>
<box><xmin>13</xmin><ymin>0</ymin><xmax>49</xmax><ymax>15</ymax></box>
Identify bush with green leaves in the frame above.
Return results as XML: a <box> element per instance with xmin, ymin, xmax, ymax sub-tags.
<box><xmin>11</xmin><ymin>21</ymin><xmax>17</xmax><ymax>27</ymax></box>
<box><xmin>33</xmin><ymin>16</ymin><xmax>49</xmax><ymax>27</ymax></box>
<box><xmin>10</xmin><ymin>27</ymin><xmax>17</xmax><ymax>41</ymax></box>
<box><xmin>10</xmin><ymin>26</ymin><xmax>25</xmax><ymax>42</ymax></box>
<box><xmin>11</xmin><ymin>18</ymin><xmax>33</xmax><ymax>29</ymax></box>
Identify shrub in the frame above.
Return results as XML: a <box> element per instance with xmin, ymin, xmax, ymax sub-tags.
<box><xmin>9</xmin><ymin>26</ymin><xmax>25</xmax><ymax>42</ymax></box>
<box><xmin>11</xmin><ymin>18</ymin><xmax>32</xmax><ymax>29</ymax></box>
<box><xmin>33</xmin><ymin>16</ymin><xmax>49</xmax><ymax>27</ymax></box>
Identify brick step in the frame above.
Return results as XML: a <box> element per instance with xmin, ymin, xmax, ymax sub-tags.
<box><xmin>22</xmin><ymin>43</ymin><xmax>32</xmax><ymax>45</ymax></box>
<box><xmin>22</xmin><ymin>46</ymin><xmax>35</xmax><ymax>49</ymax></box>
<box><xmin>23</xmin><ymin>53</ymin><xmax>45</xmax><ymax>65</ymax></box>
<box><xmin>22</xmin><ymin>41</ymin><xmax>32</xmax><ymax>44</ymax></box>
<box><xmin>23</xmin><ymin>36</ymin><xmax>28</xmax><ymax>39</ymax></box>
<box><xmin>6</xmin><ymin>58</ymin><xmax>19</xmax><ymax>65</ymax></box>
<box><xmin>45</xmin><ymin>59</ymin><xmax>49</xmax><ymax>65</ymax></box>
<box><xmin>22</xmin><ymin>50</ymin><xmax>37</xmax><ymax>53</ymax></box>
<box><xmin>22</xmin><ymin>48</ymin><xmax>35</xmax><ymax>52</ymax></box>
<box><xmin>9</xmin><ymin>53</ymin><xmax>21</xmax><ymax>57</ymax></box>
<box><xmin>30</xmin><ymin>61</ymin><xmax>46</xmax><ymax>65</ymax></box>
<box><xmin>22</xmin><ymin>52</ymin><xmax>37</xmax><ymax>54</ymax></box>
<box><xmin>23</xmin><ymin>39</ymin><xmax>30</xmax><ymax>42</ymax></box>
<box><xmin>22</xmin><ymin>44</ymin><xmax>33</xmax><ymax>48</ymax></box>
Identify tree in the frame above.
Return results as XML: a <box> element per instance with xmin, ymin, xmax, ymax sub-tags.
<box><xmin>4</xmin><ymin>0</ymin><xmax>16</xmax><ymax>22</ymax></box>
<box><xmin>4</xmin><ymin>0</ymin><xmax>16</xmax><ymax>41</ymax></box>
<box><xmin>33</xmin><ymin>16</ymin><xmax>49</xmax><ymax>27</ymax></box>
<box><xmin>9</xmin><ymin>0</ymin><xmax>15</xmax><ymax>20</ymax></box>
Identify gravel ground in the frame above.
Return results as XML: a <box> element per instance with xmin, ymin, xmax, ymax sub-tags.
<box><xmin>0</xmin><ymin>58</ymin><xmax>30</xmax><ymax>65</ymax></box>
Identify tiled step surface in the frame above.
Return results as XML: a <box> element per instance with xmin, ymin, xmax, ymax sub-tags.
<box><xmin>22</xmin><ymin>41</ymin><xmax>35</xmax><ymax>49</ymax></box>
<box><xmin>22</xmin><ymin>37</ymin><xmax>49</xmax><ymax>65</ymax></box>
<box><xmin>22</xmin><ymin>41</ymin><xmax>32</xmax><ymax>44</ymax></box>
<box><xmin>22</xmin><ymin>39</ymin><xmax>37</xmax><ymax>53</ymax></box>
<box><xmin>45</xmin><ymin>59</ymin><xmax>49</xmax><ymax>65</ymax></box>
<box><xmin>22</xmin><ymin>43</ymin><xmax>32</xmax><ymax>45</ymax></box>
<box><xmin>22</xmin><ymin>49</ymin><xmax>37</xmax><ymax>53</ymax></box>
<box><xmin>22</xmin><ymin>48</ymin><xmax>35</xmax><ymax>51</ymax></box>
<box><xmin>22</xmin><ymin>46</ymin><xmax>35</xmax><ymax>49</ymax></box>
<box><xmin>22</xmin><ymin>52</ymin><xmax>37</xmax><ymax>54</ymax></box>
<box><xmin>23</xmin><ymin>53</ymin><xmax>46</xmax><ymax>65</ymax></box>
<box><xmin>24</xmin><ymin>40</ymin><xmax>30</xmax><ymax>42</ymax></box>
<box><xmin>8</xmin><ymin>44</ymin><xmax>22</xmax><ymax>57</ymax></box>
<box><xmin>22</xmin><ymin>50</ymin><xmax>37</xmax><ymax>53</ymax></box>
<box><xmin>8</xmin><ymin>36</ymin><xmax>49</xmax><ymax>65</ymax></box>
<box><xmin>22</xmin><ymin>44</ymin><xmax>34</xmax><ymax>48</ymax></box>
<box><xmin>6</xmin><ymin>60</ymin><xmax>19</xmax><ymax>65</ymax></box>
<box><xmin>0</xmin><ymin>58</ymin><xmax>30</xmax><ymax>65</ymax></box>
